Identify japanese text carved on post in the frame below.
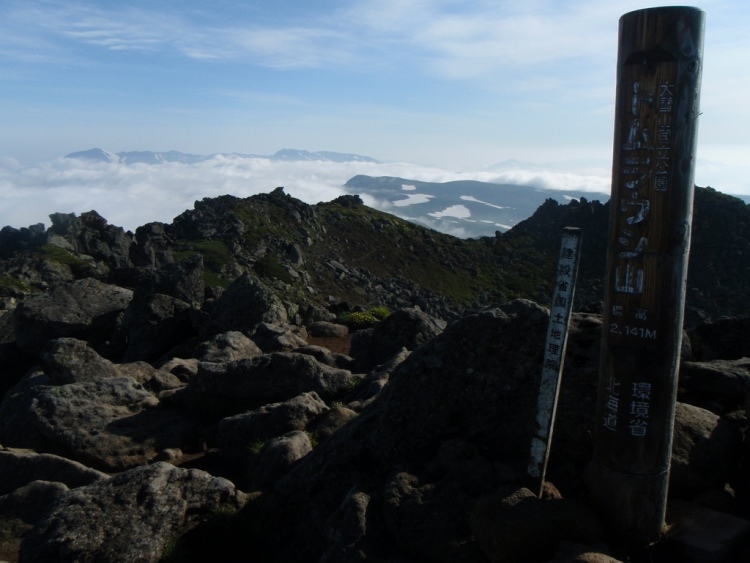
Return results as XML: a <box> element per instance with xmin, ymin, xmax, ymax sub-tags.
<box><xmin>590</xmin><ymin>6</ymin><xmax>704</xmax><ymax>547</ymax></box>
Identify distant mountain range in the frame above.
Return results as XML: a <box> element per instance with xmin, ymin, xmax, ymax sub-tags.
<box><xmin>64</xmin><ymin>148</ymin><xmax>379</xmax><ymax>165</ymax></box>
<box><xmin>343</xmin><ymin>175</ymin><xmax>609</xmax><ymax>238</ymax></box>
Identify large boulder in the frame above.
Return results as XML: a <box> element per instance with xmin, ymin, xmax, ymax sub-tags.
<box><xmin>12</xmin><ymin>278</ymin><xmax>133</xmax><ymax>355</ymax></box>
<box><xmin>678</xmin><ymin>358</ymin><xmax>750</xmax><ymax>415</ymax></box>
<box><xmin>670</xmin><ymin>402</ymin><xmax>743</xmax><ymax>498</ymax></box>
<box><xmin>194</xmin><ymin>331</ymin><xmax>263</xmax><ymax>363</ymax></box>
<box><xmin>252</xmin><ymin>430</ymin><xmax>313</xmax><ymax>490</ymax></box>
<box><xmin>250</xmin><ymin>322</ymin><xmax>308</xmax><ymax>353</ymax></box>
<box><xmin>307</xmin><ymin>321</ymin><xmax>349</xmax><ymax>338</ymax></box>
<box><xmin>0</xmin><ymin>450</ymin><xmax>107</xmax><ymax>496</ymax></box>
<box><xmin>349</xmin><ymin>307</ymin><xmax>446</xmax><ymax>371</ymax></box>
<box><xmin>0</xmin><ymin>371</ymin><xmax>197</xmax><ymax>472</ymax></box>
<box><xmin>370</xmin><ymin>300</ymin><xmax>548</xmax><ymax>468</ymax></box>
<box><xmin>20</xmin><ymin>462</ymin><xmax>248</xmax><ymax>563</ymax></box>
<box><xmin>0</xmin><ymin>480</ymin><xmax>70</xmax><ymax>549</ymax></box>
<box><xmin>188</xmin><ymin>352</ymin><xmax>354</xmax><ymax>419</ymax></box>
<box><xmin>206</xmin><ymin>273</ymin><xmax>288</xmax><ymax>336</ymax></box>
<box><xmin>119</xmin><ymin>291</ymin><xmax>198</xmax><ymax>362</ymax></box>
<box><xmin>40</xmin><ymin>337</ymin><xmax>122</xmax><ymax>384</ymax></box>
<box><xmin>217</xmin><ymin>391</ymin><xmax>329</xmax><ymax>464</ymax></box>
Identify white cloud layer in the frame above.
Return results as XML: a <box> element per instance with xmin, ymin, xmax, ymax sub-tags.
<box><xmin>1</xmin><ymin>151</ymin><xmax>746</xmax><ymax>234</ymax></box>
<box><xmin>0</xmin><ymin>155</ymin><xmax>619</xmax><ymax>232</ymax></box>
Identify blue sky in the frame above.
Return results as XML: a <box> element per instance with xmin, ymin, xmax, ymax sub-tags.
<box><xmin>1</xmin><ymin>0</ymin><xmax>749</xmax><ymax>230</ymax></box>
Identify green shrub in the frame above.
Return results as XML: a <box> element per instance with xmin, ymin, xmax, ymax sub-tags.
<box><xmin>369</xmin><ymin>305</ymin><xmax>391</xmax><ymax>320</ymax></box>
<box><xmin>337</xmin><ymin>311</ymin><xmax>378</xmax><ymax>330</ymax></box>
<box><xmin>0</xmin><ymin>275</ymin><xmax>31</xmax><ymax>293</ymax></box>
<box><xmin>337</xmin><ymin>306</ymin><xmax>391</xmax><ymax>330</ymax></box>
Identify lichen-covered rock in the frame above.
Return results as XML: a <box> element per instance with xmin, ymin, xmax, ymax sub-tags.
<box><xmin>0</xmin><ymin>480</ymin><xmax>69</xmax><ymax>543</ymax></box>
<box><xmin>26</xmin><ymin>377</ymin><xmax>196</xmax><ymax>472</ymax></box>
<box><xmin>40</xmin><ymin>337</ymin><xmax>122</xmax><ymax>384</ymax></box>
<box><xmin>20</xmin><ymin>462</ymin><xmax>248</xmax><ymax>563</ymax></box>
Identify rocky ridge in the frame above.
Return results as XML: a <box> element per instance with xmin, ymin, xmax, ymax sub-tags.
<box><xmin>0</xmin><ymin>188</ymin><xmax>750</xmax><ymax>561</ymax></box>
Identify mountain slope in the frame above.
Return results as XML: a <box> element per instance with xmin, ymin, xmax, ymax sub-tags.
<box><xmin>1</xmin><ymin>186</ymin><xmax>749</xmax><ymax>326</ymax></box>
<box><xmin>344</xmin><ymin>175</ymin><xmax>609</xmax><ymax>238</ymax></box>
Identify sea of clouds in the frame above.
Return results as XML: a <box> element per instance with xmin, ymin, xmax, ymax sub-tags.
<box><xmin>0</xmin><ymin>153</ymin><xmax>744</xmax><ymax>233</ymax></box>
<box><xmin>0</xmin><ymin>155</ymin><xmax>614</xmax><ymax>232</ymax></box>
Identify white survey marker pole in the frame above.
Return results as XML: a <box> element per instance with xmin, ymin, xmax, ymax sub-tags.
<box><xmin>528</xmin><ymin>227</ymin><xmax>582</xmax><ymax>496</ymax></box>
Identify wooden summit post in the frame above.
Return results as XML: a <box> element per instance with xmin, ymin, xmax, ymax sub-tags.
<box><xmin>589</xmin><ymin>6</ymin><xmax>704</xmax><ymax>546</ymax></box>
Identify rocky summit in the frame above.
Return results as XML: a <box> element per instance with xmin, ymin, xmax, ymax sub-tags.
<box><xmin>1</xmin><ymin>187</ymin><xmax>750</xmax><ymax>562</ymax></box>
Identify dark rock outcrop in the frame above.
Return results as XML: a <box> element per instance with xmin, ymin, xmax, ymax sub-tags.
<box><xmin>12</xmin><ymin>278</ymin><xmax>132</xmax><ymax>355</ymax></box>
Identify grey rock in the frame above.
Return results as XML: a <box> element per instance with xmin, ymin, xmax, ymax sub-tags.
<box><xmin>141</xmin><ymin>254</ymin><xmax>205</xmax><ymax>306</ymax></box>
<box><xmin>679</xmin><ymin>359</ymin><xmax>750</xmax><ymax>414</ymax></box>
<box><xmin>253</xmin><ymin>430</ymin><xmax>312</xmax><ymax>490</ymax></box>
<box><xmin>309</xmin><ymin>406</ymin><xmax>358</xmax><ymax>444</ymax></box>
<box><xmin>320</xmin><ymin>490</ymin><xmax>372</xmax><ymax>563</ymax></box>
<box><xmin>117</xmin><ymin>361</ymin><xmax>185</xmax><ymax>393</ymax></box>
<box><xmin>217</xmin><ymin>391</ymin><xmax>329</xmax><ymax>464</ymax></box>
<box><xmin>371</xmin><ymin>301</ymin><xmax>548</xmax><ymax>467</ymax></box>
<box><xmin>349</xmin><ymin>307</ymin><xmax>446</xmax><ymax>371</ymax></box>
<box><xmin>194</xmin><ymin>330</ymin><xmax>263</xmax><ymax>363</ymax></box>
<box><xmin>0</xmin><ymin>480</ymin><xmax>69</xmax><ymax>539</ymax></box>
<box><xmin>0</xmin><ymin>369</ymin><xmax>54</xmax><ymax>450</ymax></box>
<box><xmin>253</xmin><ymin>301</ymin><xmax>550</xmax><ymax>560</ymax></box>
<box><xmin>207</xmin><ymin>273</ymin><xmax>288</xmax><ymax>335</ymax></box>
<box><xmin>308</xmin><ymin>321</ymin><xmax>349</xmax><ymax>338</ymax></box>
<box><xmin>13</xmin><ymin>278</ymin><xmax>133</xmax><ymax>355</ymax></box>
<box><xmin>0</xmin><ymin>450</ymin><xmax>107</xmax><ymax>496</ymax></box>
<box><xmin>130</xmin><ymin>221</ymin><xmax>174</xmax><ymax>268</ymax></box>
<box><xmin>188</xmin><ymin>352</ymin><xmax>354</xmax><ymax>419</ymax></box>
<box><xmin>20</xmin><ymin>462</ymin><xmax>248</xmax><ymax>563</ymax></box>
<box><xmin>293</xmin><ymin>344</ymin><xmax>341</xmax><ymax>368</ymax></box>
<box><xmin>28</xmin><ymin>377</ymin><xmax>196</xmax><ymax>472</ymax></box>
<box><xmin>40</xmin><ymin>337</ymin><xmax>121</xmax><ymax>384</ymax></box>
<box><xmin>158</xmin><ymin>357</ymin><xmax>200</xmax><ymax>382</ymax></box>
<box><xmin>688</xmin><ymin>316</ymin><xmax>750</xmax><ymax>361</ymax></box>
<box><xmin>120</xmin><ymin>292</ymin><xmax>196</xmax><ymax>362</ymax></box>
<box><xmin>251</xmin><ymin>322</ymin><xmax>308</xmax><ymax>353</ymax></box>
<box><xmin>670</xmin><ymin>402</ymin><xmax>743</xmax><ymax>498</ymax></box>
<box><xmin>346</xmin><ymin>347</ymin><xmax>410</xmax><ymax>410</ymax></box>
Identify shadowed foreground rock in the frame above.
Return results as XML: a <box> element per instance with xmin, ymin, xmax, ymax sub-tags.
<box><xmin>19</xmin><ymin>462</ymin><xmax>248</xmax><ymax>562</ymax></box>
